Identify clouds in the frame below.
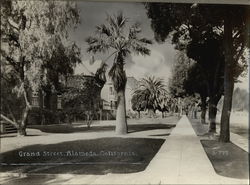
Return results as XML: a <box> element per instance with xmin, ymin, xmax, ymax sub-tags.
<box><xmin>70</xmin><ymin>1</ymin><xmax>155</xmax><ymax>62</ymax></box>
<box><xmin>75</xmin><ymin>49</ymin><xmax>174</xmax><ymax>85</ymax></box>
<box><xmin>74</xmin><ymin>59</ymin><xmax>103</xmax><ymax>75</ymax></box>
<box><xmin>72</xmin><ymin>1</ymin><xmax>177</xmax><ymax>84</ymax></box>
<box><xmin>126</xmin><ymin>49</ymin><xmax>172</xmax><ymax>83</ymax></box>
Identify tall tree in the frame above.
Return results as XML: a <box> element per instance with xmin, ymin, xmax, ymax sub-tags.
<box><xmin>1</xmin><ymin>0</ymin><xmax>80</xmax><ymax>136</ymax></box>
<box><xmin>182</xmin><ymin>62</ymin><xmax>208</xmax><ymax>124</ymax></box>
<box><xmin>185</xmin><ymin>33</ymin><xmax>225</xmax><ymax>132</ymax></box>
<box><xmin>86</xmin><ymin>12</ymin><xmax>152</xmax><ymax>134</ymax></box>
<box><xmin>168</xmin><ymin>52</ymin><xmax>192</xmax><ymax>99</ymax></box>
<box><xmin>145</xmin><ymin>3</ymin><xmax>249</xmax><ymax>142</ymax></box>
<box><xmin>168</xmin><ymin>52</ymin><xmax>197</xmax><ymax>116</ymax></box>
<box><xmin>131</xmin><ymin>93</ymin><xmax>146</xmax><ymax>119</ymax></box>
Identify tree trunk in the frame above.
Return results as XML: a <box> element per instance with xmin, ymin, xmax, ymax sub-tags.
<box><xmin>161</xmin><ymin>111</ymin><xmax>164</xmax><ymax>118</ymax></box>
<box><xmin>208</xmin><ymin>98</ymin><xmax>219</xmax><ymax>133</ymax></box>
<box><xmin>100</xmin><ymin>110</ymin><xmax>102</xmax><ymax>120</ymax></box>
<box><xmin>137</xmin><ymin>111</ymin><xmax>140</xmax><ymax>119</ymax></box>
<box><xmin>18</xmin><ymin>106</ymin><xmax>29</xmax><ymax>136</ymax></box>
<box><xmin>220</xmin><ymin>12</ymin><xmax>234</xmax><ymax>142</ymax></box>
<box><xmin>200</xmin><ymin>96</ymin><xmax>207</xmax><ymax>124</ymax></box>
<box><xmin>148</xmin><ymin>109</ymin><xmax>155</xmax><ymax>118</ymax></box>
<box><xmin>18</xmin><ymin>89</ymin><xmax>31</xmax><ymax>136</ymax></box>
<box><xmin>115</xmin><ymin>90</ymin><xmax>127</xmax><ymax>135</ymax></box>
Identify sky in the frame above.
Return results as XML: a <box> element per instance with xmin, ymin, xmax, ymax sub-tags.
<box><xmin>70</xmin><ymin>1</ymin><xmax>249</xmax><ymax>90</ymax></box>
<box><xmin>70</xmin><ymin>1</ymin><xmax>177</xmax><ymax>84</ymax></box>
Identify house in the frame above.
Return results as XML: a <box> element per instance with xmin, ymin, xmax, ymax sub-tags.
<box><xmin>28</xmin><ymin>84</ymin><xmax>63</xmax><ymax>125</ymax></box>
<box><xmin>100</xmin><ymin>79</ymin><xmax>117</xmax><ymax>120</ymax></box>
<box><xmin>64</xmin><ymin>74</ymin><xmax>105</xmax><ymax>121</ymax></box>
<box><xmin>76</xmin><ymin>59</ymin><xmax>139</xmax><ymax>117</ymax></box>
<box><xmin>100</xmin><ymin>76</ymin><xmax>139</xmax><ymax>119</ymax></box>
<box><xmin>125</xmin><ymin>77</ymin><xmax>139</xmax><ymax>113</ymax></box>
<box><xmin>27</xmin><ymin>57</ymin><xmax>140</xmax><ymax>124</ymax></box>
<box><xmin>27</xmin><ymin>65</ymin><xmax>72</xmax><ymax>125</ymax></box>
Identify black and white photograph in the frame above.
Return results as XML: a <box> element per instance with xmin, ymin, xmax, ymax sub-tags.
<box><xmin>0</xmin><ymin>0</ymin><xmax>249</xmax><ymax>184</ymax></box>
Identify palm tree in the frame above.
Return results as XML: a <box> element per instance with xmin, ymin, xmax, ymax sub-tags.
<box><xmin>133</xmin><ymin>76</ymin><xmax>167</xmax><ymax>118</ymax></box>
<box><xmin>158</xmin><ymin>92</ymin><xmax>171</xmax><ymax>118</ymax></box>
<box><xmin>86</xmin><ymin>12</ymin><xmax>152</xmax><ymax>134</ymax></box>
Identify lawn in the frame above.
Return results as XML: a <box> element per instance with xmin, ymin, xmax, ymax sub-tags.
<box><xmin>230</xmin><ymin>126</ymin><xmax>249</xmax><ymax>139</ymax></box>
<box><xmin>190</xmin><ymin>118</ymin><xmax>249</xmax><ymax>179</ymax></box>
<box><xmin>0</xmin><ymin>137</ymin><xmax>165</xmax><ymax>175</ymax></box>
<box><xmin>27</xmin><ymin>123</ymin><xmax>175</xmax><ymax>134</ymax></box>
<box><xmin>201</xmin><ymin>140</ymin><xmax>249</xmax><ymax>179</ymax></box>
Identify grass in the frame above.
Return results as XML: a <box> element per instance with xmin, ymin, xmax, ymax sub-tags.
<box><xmin>0</xmin><ymin>137</ymin><xmax>165</xmax><ymax>175</ymax></box>
<box><xmin>201</xmin><ymin>140</ymin><xmax>249</xmax><ymax>179</ymax></box>
<box><xmin>190</xmin><ymin>118</ymin><xmax>249</xmax><ymax>179</ymax></box>
<box><xmin>230</xmin><ymin>126</ymin><xmax>249</xmax><ymax>139</ymax></box>
<box><xmin>27</xmin><ymin>123</ymin><xmax>175</xmax><ymax>134</ymax></box>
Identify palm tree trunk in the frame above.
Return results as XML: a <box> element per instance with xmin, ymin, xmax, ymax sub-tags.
<box><xmin>115</xmin><ymin>90</ymin><xmax>127</xmax><ymax>135</ymax></box>
<box><xmin>220</xmin><ymin>12</ymin><xmax>234</xmax><ymax>142</ymax></box>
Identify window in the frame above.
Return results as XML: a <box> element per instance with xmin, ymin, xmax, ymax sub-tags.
<box><xmin>109</xmin><ymin>86</ymin><xmax>114</xmax><ymax>95</ymax></box>
<box><xmin>32</xmin><ymin>92</ymin><xmax>39</xmax><ymax>107</ymax></box>
<box><xmin>57</xmin><ymin>95</ymin><xmax>62</xmax><ymax>109</ymax></box>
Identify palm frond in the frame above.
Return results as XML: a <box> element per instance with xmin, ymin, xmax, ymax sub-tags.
<box><xmin>95</xmin><ymin>24</ymin><xmax>112</xmax><ymax>37</ymax></box>
<box><xmin>106</xmin><ymin>12</ymin><xmax>127</xmax><ymax>37</ymax></box>
<box><xmin>116</xmin><ymin>11</ymin><xmax>127</xmax><ymax>28</ymax></box>
<box><xmin>128</xmin><ymin>23</ymin><xmax>142</xmax><ymax>39</ymax></box>
<box><xmin>133</xmin><ymin>76</ymin><xmax>168</xmax><ymax>111</ymax></box>
<box><xmin>86</xmin><ymin>12</ymin><xmax>152</xmax><ymax>95</ymax></box>
<box><xmin>139</xmin><ymin>38</ymin><xmax>153</xmax><ymax>45</ymax></box>
<box><xmin>85</xmin><ymin>36</ymin><xmax>110</xmax><ymax>53</ymax></box>
<box><xmin>131</xmin><ymin>44</ymin><xmax>151</xmax><ymax>56</ymax></box>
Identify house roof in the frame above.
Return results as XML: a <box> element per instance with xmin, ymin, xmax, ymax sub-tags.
<box><xmin>79</xmin><ymin>60</ymin><xmax>103</xmax><ymax>76</ymax></box>
<box><xmin>66</xmin><ymin>75</ymin><xmax>95</xmax><ymax>88</ymax></box>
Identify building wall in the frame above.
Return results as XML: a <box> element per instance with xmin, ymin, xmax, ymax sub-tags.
<box><xmin>101</xmin><ymin>81</ymin><xmax>117</xmax><ymax>107</ymax></box>
<box><xmin>125</xmin><ymin>86</ymin><xmax>134</xmax><ymax>112</ymax></box>
<box><xmin>101</xmin><ymin>77</ymin><xmax>139</xmax><ymax>118</ymax></box>
<box><xmin>28</xmin><ymin>88</ymin><xmax>62</xmax><ymax>125</ymax></box>
<box><xmin>126</xmin><ymin>77</ymin><xmax>139</xmax><ymax>113</ymax></box>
